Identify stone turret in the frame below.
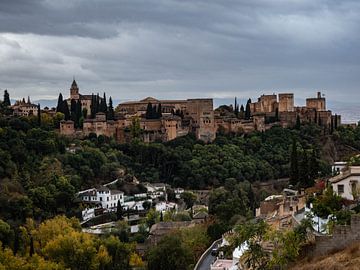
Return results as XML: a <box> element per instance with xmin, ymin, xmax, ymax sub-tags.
<box><xmin>70</xmin><ymin>79</ymin><xmax>80</xmax><ymax>100</ymax></box>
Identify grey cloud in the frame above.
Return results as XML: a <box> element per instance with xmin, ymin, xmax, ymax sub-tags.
<box><xmin>0</xmin><ymin>0</ymin><xmax>359</xmax><ymax>109</ymax></box>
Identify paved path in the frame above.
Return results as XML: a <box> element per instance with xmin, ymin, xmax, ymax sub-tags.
<box><xmin>195</xmin><ymin>239</ymin><xmax>222</xmax><ymax>270</ymax></box>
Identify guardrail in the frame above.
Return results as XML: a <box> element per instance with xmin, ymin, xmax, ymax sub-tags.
<box><xmin>194</xmin><ymin>238</ymin><xmax>222</xmax><ymax>270</ymax></box>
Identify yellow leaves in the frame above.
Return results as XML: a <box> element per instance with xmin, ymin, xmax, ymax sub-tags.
<box><xmin>129</xmin><ymin>252</ymin><xmax>144</xmax><ymax>267</ymax></box>
<box><xmin>0</xmin><ymin>248</ymin><xmax>64</xmax><ymax>270</ymax></box>
<box><xmin>35</xmin><ymin>215</ymin><xmax>80</xmax><ymax>247</ymax></box>
<box><xmin>42</xmin><ymin>230</ymin><xmax>104</xmax><ymax>270</ymax></box>
<box><xmin>96</xmin><ymin>245</ymin><xmax>111</xmax><ymax>268</ymax></box>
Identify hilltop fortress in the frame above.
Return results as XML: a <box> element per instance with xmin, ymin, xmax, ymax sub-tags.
<box><xmin>59</xmin><ymin>81</ymin><xmax>340</xmax><ymax>142</ymax></box>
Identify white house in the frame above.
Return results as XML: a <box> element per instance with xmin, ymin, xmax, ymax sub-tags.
<box><xmin>332</xmin><ymin>161</ymin><xmax>347</xmax><ymax>174</ymax></box>
<box><xmin>330</xmin><ymin>166</ymin><xmax>360</xmax><ymax>200</ymax></box>
<box><xmin>174</xmin><ymin>188</ymin><xmax>184</xmax><ymax>199</ymax></box>
<box><xmin>80</xmin><ymin>186</ymin><xmax>124</xmax><ymax>209</ymax></box>
<box><xmin>155</xmin><ymin>201</ymin><xmax>178</xmax><ymax>213</ymax></box>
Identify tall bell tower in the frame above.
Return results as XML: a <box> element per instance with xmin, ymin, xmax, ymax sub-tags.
<box><xmin>70</xmin><ymin>79</ymin><xmax>79</xmax><ymax>100</ymax></box>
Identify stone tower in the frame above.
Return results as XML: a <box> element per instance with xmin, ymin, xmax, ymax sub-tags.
<box><xmin>278</xmin><ymin>93</ymin><xmax>294</xmax><ymax>112</ymax></box>
<box><xmin>70</xmin><ymin>79</ymin><xmax>80</xmax><ymax>100</ymax></box>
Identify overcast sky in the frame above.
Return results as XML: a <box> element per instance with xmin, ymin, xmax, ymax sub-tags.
<box><xmin>1</xmin><ymin>0</ymin><xmax>359</xmax><ymax>105</ymax></box>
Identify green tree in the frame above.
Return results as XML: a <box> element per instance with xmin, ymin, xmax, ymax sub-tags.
<box><xmin>245</xmin><ymin>99</ymin><xmax>251</xmax><ymax>120</ymax></box>
<box><xmin>295</xmin><ymin>115</ymin><xmax>301</xmax><ymax>129</ymax></box>
<box><xmin>116</xmin><ymin>200</ymin><xmax>123</xmax><ymax>220</ymax></box>
<box><xmin>56</xmin><ymin>93</ymin><xmax>63</xmax><ymax>112</ymax></box>
<box><xmin>290</xmin><ymin>139</ymin><xmax>299</xmax><ymax>186</ymax></box>
<box><xmin>107</xmin><ymin>97</ymin><xmax>115</xmax><ymax>120</ymax></box>
<box><xmin>3</xmin><ymin>90</ymin><xmax>10</xmax><ymax>107</ymax></box>
<box><xmin>147</xmin><ymin>234</ymin><xmax>192</xmax><ymax>270</ymax></box>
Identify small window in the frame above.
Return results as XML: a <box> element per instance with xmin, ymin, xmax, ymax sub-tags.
<box><xmin>338</xmin><ymin>184</ymin><xmax>344</xmax><ymax>194</ymax></box>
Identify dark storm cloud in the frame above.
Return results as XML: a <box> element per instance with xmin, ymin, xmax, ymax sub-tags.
<box><xmin>0</xmin><ymin>0</ymin><xmax>359</xmax><ymax>105</ymax></box>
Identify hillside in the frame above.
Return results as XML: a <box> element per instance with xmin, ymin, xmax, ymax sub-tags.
<box><xmin>292</xmin><ymin>242</ymin><xmax>360</xmax><ymax>270</ymax></box>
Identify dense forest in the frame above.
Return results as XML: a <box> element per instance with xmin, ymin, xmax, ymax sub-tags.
<box><xmin>0</xmin><ymin>113</ymin><xmax>336</xmax><ymax>223</ymax></box>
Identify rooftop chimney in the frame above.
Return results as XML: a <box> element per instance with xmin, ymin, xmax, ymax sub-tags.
<box><xmin>317</xmin><ymin>92</ymin><xmax>321</xmax><ymax>99</ymax></box>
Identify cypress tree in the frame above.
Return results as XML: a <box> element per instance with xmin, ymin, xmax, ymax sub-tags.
<box><xmin>13</xmin><ymin>229</ymin><xmax>19</xmax><ymax>255</ymax></box>
<box><xmin>56</xmin><ymin>93</ymin><xmax>63</xmax><ymax>112</ymax></box>
<box><xmin>309</xmin><ymin>150</ymin><xmax>319</xmax><ymax>180</ymax></box>
<box><xmin>290</xmin><ymin>139</ymin><xmax>299</xmax><ymax>186</ymax></box>
<box><xmin>234</xmin><ymin>97</ymin><xmax>239</xmax><ymax>117</ymax></box>
<box><xmin>62</xmin><ymin>100</ymin><xmax>70</xmax><ymax>120</ymax></box>
<box><xmin>160</xmin><ymin>211</ymin><xmax>163</xmax><ymax>222</ymax></box>
<box><xmin>96</xmin><ymin>93</ymin><xmax>100</xmax><ymax>114</ymax></box>
<box><xmin>100</xmin><ymin>93</ymin><xmax>108</xmax><ymax>114</ymax></box>
<box><xmin>37</xmin><ymin>104</ymin><xmax>41</xmax><ymax>126</ymax></box>
<box><xmin>70</xmin><ymin>99</ymin><xmax>77</xmax><ymax>123</ymax></box>
<box><xmin>146</xmin><ymin>102</ymin><xmax>152</xmax><ymax>119</ymax></box>
<box><xmin>245</xmin><ymin>98</ymin><xmax>251</xmax><ymax>120</ymax></box>
<box><xmin>29</xmin><ymin>236</ymin><xmax>34</xmax><ymax>257</ymax></box>
<box><xmin>90</xmin><ymin>94</ymin><xmax>96</xmax><ymax>118</ymax></box>
<box><xmin>3</xmin><ymin>90</ymin><xmax>10</xmax><ymax>106</ymax></box>
<box><xmin>152</xmin><ymin>105</ymin><xmax>157</xmax><ymax>119</ymax></box>
<box><xmin>299</xmin><ymin>150</ymin><xmax>309</xmax><ymax>187</ymax></box>
<box><xmin>107</xmin><ymin>96</ymin><xmax>115</xmax><ymax>120</ymax></box>
<box><xmin>157</xmin><ymin>103</ymin><xmax>162</xmax><ymax>118</ymax></box>
<box><xmin>295</xmin><ymin>115</ymin><xmax>301</xmax><ymax>129</ymax></box>
<box><xmin>334</xmin><ymin>114</ymin><xmax>338</xmax><ymax>130</ymax></box>
<box><xmin>76</xmin><ymin>100</ymin><xmax>82</xmax><ymax>127</ymax></box>
<box><xmin>275</xmin><ymin>108</ymin><xmax>279</xmax><ymax>121</ymax></box>
<box><xmin>330</xmin><ymin>116</ymin><xmax>334</xmax><ymax>134</ymax></box>
<box><xmin>117</xmin><ymin>200</ymin><xmax>123</xmax><ymax>220</ymax></box>
<box><xmin>240</xmin><ymin>104</ymin><xmax>245</xmax><ymax>119</ymax></box>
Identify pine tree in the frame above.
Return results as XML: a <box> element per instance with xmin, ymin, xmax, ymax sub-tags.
<box><xmin>107</xmin><ymin>96</ymin><xmax>115</xmax><ymax>120</ymax></box>
<box><xmin>290</xmin><ymin>139</ymin><xmax>299</xmax><ymax>186</ymax></box>
<box><xmin>3</xmin><ymin>90</ymin><xmax>10</xmax><ymax>106</ymax></box>
<box><xmin>56</xmin><ymin>93</ymin><xmax>63</xmax><ymax>112</ymax></box>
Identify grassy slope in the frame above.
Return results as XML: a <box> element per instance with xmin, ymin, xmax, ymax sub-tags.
<box><xmin>291</xmin><ymin>242</ymin><xmax>360</xmax><ymax>270</ymax></box>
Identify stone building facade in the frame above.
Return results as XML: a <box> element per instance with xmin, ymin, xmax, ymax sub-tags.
<box><xmin>59</xmin><ymin>87</ymin><xmax>340</xmax><ymax>143</ymax></box>
<box><xmin>12</xmin><ymin>97</ymin><xmax>38</xmax><ymax>117</ymax></box>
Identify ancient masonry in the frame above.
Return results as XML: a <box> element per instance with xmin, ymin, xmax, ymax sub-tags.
<box><xmin>59</xmin><ymin>80</ymin><xmax>341</xmax><ymax>143</ymax></box>
<box><xmin>311</xmin><ymin>215</ymin><xmax>360</xmax><ymax>257</ymax></box>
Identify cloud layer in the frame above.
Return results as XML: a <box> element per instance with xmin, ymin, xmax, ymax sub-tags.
<box><xmin>0</xmin><ymin>0</ymin><xmax>359</xmax><ymax>104</ymax></box>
